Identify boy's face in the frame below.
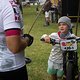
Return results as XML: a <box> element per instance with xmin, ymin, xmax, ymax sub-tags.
<box><xmin>58</xmin><ymin>22</ymin><xmax>69</xmax><ymax>34</ymax></box>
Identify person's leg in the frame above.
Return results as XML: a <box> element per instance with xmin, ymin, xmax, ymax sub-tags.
<box><xmin>46</xmin><ymin>17</ymin><xmax>50</xmax><ymax>25</ymax></box>
<box><xmin>44</xmin><ymin>11</ymin><xmax>50</xmax><ymax>26</ymax></box>
<box><xmin>36</xmin><ymin>5</ymin><xmax>39</xmax><ymax>14</ymax></box>
<box><xmin>13</xmin><ymin>65</ymin><xmax>28</xmax><ymax>80</ymax></box>
<box><xmin>0</xmin><ymin>65</ymin><xmax>28</xmax><ymax>80</ymax></box>
<box><xmin>47</xmin><ymin>60</ymin><xmax>57</xmax><ymax>80</ymax></box>
<box><xmin>11</xmin><ymin>65</ymin><xmax>28</xmax><ymax>80</ymax></box>
<box><xmin>57</xmin><ymin>68</ymin><xmax>64</xmax><ymax>80</ymax></box>
<box><xmin>51</xmin><ymin>74</ymin><xmax>57</xmax><ymax>80</ymax></box>
<box><xmin>57</xmin><ymin>77</ymin><xmax>62</xmax><ymax>80</ymax></box>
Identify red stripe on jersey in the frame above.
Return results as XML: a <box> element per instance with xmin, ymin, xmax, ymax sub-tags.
<box><xmin>57</xmin><ymin>31</ymin><xmax>61</xmax><ymax>37</ymax></box>
<box><xmin>5</xmin><ymin>29</ymin><xmax>21</xmax><ymax>36</ymax></box>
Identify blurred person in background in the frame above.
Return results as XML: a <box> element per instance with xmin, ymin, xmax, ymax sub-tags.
<box><xmin>57</xmin><ymin>0</ymin><xmax>62</xmax><ymax>18</ymax></box>
<box><xmin>43</xmin><ymin>0</ymin><xmax>52</xmax><ymax>26</ymax></box>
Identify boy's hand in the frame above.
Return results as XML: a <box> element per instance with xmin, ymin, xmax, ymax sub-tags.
<box><xmin>40</xmin><ymin>34</ymin><xmax>48</xmax><ymax>41</ymax></box>
<box><xmin>40</xmin><ymin>34</ymin><xmax>50</xmax><ymax>43</ymax></box>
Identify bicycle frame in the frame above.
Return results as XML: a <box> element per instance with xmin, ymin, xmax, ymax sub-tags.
<box><xmin>63</xmin><ymin>51</ymin><xmax>78</xmax><ymax>80</ymax></box>
<box><xmin>60</xmin><ymin>38</ymin><xmax>79</xmax><ymax>80</ymax></box>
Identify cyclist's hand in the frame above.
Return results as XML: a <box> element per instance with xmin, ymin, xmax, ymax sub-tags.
<box><xmin>23</xmin><ymin>34</ymin><xmax>34</xmax><ymax>46</ymax></box>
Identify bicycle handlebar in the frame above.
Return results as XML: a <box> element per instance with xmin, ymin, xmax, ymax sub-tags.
<box><xmin>40</xmin><ymin>37</ymin><xmax>80</xmax><ymax>45</ymax></box>
<box><xmin>76</xmin><ymin>37</ymin><xmax>80</xmax><ymax>41</ymax></box>
<box><xmin>40</xmin><ymin>38</ymin><xmax>59</xmax><ymax>44</ymax></box>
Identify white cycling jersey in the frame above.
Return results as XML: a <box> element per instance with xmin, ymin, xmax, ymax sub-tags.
<box><xmin>48</xmin><ymin>32</ymin><xmax>76</xmax><ymax>63</ymax></box>
<box><xmin>0</xmin><ymin>0</ymin><xmax>25</xmax><ymax>72</ymax></box>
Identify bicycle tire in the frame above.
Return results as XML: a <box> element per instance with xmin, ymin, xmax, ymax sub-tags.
<box><xmin>66</xmin><ymin>62</ymin><xmax>74</xmax><ymax>80</ymax></box>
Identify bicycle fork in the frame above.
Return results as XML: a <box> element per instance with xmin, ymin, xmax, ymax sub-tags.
<box><xmin>63</xmin><ymin>51</ymin><xmax>79</xmax><ymax>80</ymax></box>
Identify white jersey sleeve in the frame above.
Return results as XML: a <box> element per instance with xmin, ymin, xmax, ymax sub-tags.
<box><xmin>49</xmin><ymin>33</ymin><xmax>60</xmax><ymax>39</ymax></box>
<box><xmin>1</xmin><ymin>0</ymin><xmax>23</xmax><ymax>30</ymax></box>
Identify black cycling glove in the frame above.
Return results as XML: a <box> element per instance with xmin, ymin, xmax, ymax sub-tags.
<box><xmin>23</xmin><ymin>34</ymin><xmax>34</xmax><ymax>46</ymax></box>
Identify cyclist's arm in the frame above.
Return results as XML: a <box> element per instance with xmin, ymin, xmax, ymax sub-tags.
<box><xmin>5</xmin><ymin>29</ymin><xmax>29</xmax><ymax>53</ymax></box>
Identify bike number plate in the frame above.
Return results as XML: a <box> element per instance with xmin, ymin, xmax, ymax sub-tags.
<box><xmin>60</xmin><ymin>39</ymin><xmax>77</xmax><ymax>51</ymax></box>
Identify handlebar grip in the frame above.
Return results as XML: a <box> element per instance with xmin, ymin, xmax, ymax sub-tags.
<box><xmin>50</xmin><ymin>38</ymin><xmax>60</xmax><ymax>44</ymax></box>
<box><xmin>50</xmin><ymin>38</ymin><xmax>55</xmax><ymax>44</ymax></box>
<box><xmin>66</xmin><ymin>37</ymin><xmax>75</xmax><ymax>39</ymax></box>
<box><xmin>76</xmin><ymin>38</ymin><xmax>80</xmax><ymax>42</ymax></box>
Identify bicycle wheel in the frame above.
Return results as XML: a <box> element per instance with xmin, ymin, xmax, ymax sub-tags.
<box><xmin>66</xmin><ymin>62</ymin><xmax>74</xmax><ymax>80</ymax></box>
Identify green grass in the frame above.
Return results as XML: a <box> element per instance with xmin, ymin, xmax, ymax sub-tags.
<box><xmin>23</xmin><ymin>5</ymin><xmax>80</xmax><ymax>80</ymax></box>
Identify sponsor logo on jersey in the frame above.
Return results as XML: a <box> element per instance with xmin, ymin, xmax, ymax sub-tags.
<box><xmin>9</xmin><ymin>1</ymin><xmax>21</xmax><ymax>22</ymax></box>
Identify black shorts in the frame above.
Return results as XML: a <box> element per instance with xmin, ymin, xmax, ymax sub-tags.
<box><xmin>0</xmin><ymin>65</ymin><xmax>28</xmax><ymax>80</ymax></box>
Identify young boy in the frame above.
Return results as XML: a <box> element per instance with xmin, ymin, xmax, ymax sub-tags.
<box><xmin>41</xmin><ymin>16</ymin><xmax>76</xmax><ymax>80</ymax></box>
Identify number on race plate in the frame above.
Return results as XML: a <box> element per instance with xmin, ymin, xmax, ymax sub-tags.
<box><xmin>60</xmin><ymin>39</ymin><xmax>77</xmax><ymax>51</ymax></box>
